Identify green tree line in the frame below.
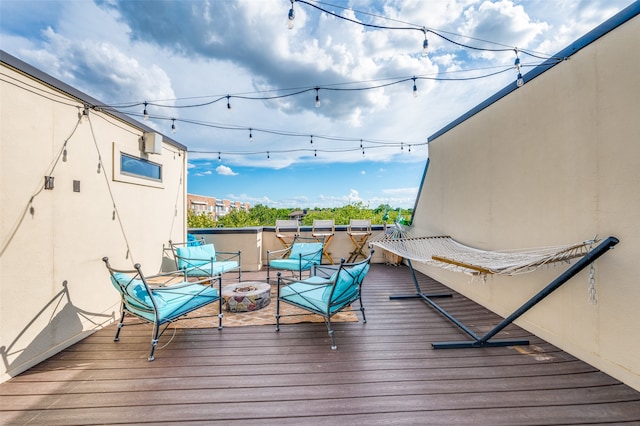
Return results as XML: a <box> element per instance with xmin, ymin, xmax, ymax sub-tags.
<box><xmin>187</xmin><ymin>202</ymin><xmax>412</xmax><ymax>228</ymax></box>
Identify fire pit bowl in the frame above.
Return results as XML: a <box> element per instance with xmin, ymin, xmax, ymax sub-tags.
<box><xmin>221</xmin><ymin>281</ymin><xmax>271</xmax><ymax>312</ymax></box>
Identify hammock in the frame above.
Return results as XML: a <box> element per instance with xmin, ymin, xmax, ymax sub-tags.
<box><xmin>369</xmin><ymin>226</ymin><xmax>597</xmax><ymax>276</ymax></box>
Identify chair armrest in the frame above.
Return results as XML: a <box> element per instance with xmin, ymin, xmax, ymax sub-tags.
<box><xmin>267</xmin><ymin>247</ymin><xmax>292</xmax><ymax>261</ymax></box>
<box><xmin>214</xmin><ymin>250</ymin><xmax>241</xmax><ymax>262</ymax></box>
<box><xmin>144</xmin><ymin>269</ymin><xmax>188</xmax><ymax>287</ymax></box>
<box><xmin>152</xmin><ymin>276</ymin><xmax>217</xmax><ymax>291</ymax></box>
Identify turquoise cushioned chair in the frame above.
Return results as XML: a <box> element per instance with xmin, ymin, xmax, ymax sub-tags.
<box><xmin>103</xmin><ymin>257</ymin><xmax>223</xmax><ymax>361</ymax></box>
<box><xmin>267</xmin><ymin>235</ymin><xmax>325</xmax><ymax>283</ymax></box>
<box><xmin>170</xmin><ymin>239</ymin><xmax>241</xmax><ymax>282</ymax></box>
<box><xmin>276</xmin><ymin>250</ymin><xmax>374</xmax><ymax>350</ymax></box>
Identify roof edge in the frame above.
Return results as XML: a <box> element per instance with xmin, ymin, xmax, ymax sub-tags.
<box><xmin>0</xmin><ymin>49</ymin><xmax>187</xmax><ymax>151</ymax></box>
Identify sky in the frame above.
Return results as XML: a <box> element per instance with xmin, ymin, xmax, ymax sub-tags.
<box><xmin>1</xmin><ymin>0</ymin><xmax>635</xmax><ymax>209</ymax></box>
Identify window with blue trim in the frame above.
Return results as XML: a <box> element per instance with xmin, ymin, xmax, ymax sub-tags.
<box><xmin>121</xmin><ymin>153</ymin><xmax>162</xmax><ymax>182</ymax></box>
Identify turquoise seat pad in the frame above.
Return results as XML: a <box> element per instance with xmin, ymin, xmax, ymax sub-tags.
<box><xmin>153</xmin><ymin>284</ymin><xmax>218</xmax><ymax>323</ymax></box>
<box><xmin>270</xmin><ymin>258</ymin><xmax>317</xmax><ymax>271</ymax></box>
<box><xmin>110</xmin><ymin>272</ymin><xmax>218</xmax><ymax>323</ymax></box>
<box><xmin>279</xmin><ymin>280</ymin><xmax>353</xmax><ymax>315</ymax></box>
<box><xmin>183</xmin><ymin>260</ymin><xmax>239</xmax><ymax>276</ymax></box>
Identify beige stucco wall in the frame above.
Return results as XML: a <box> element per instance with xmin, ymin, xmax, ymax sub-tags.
<box><xmin>0</xmin><ymin>61</ymin><xmax>187</xmax><ymax>381</ymax></box>
<box><xmin>411</xmin><ymin>15</ymin><xmax>639</xmax><ymax>390</ymax></box>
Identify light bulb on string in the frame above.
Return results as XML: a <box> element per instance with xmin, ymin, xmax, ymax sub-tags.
<box><xmin>249</xmin><ymin>128</ymin><xmax>253</xmax><ymax>142</ymax></box>
<box><xmin>82</xmin><ymin>105</ymin><xmax>90</xmax><ymax>122</ymax></box>
<box><xmin>218</xmin><ymin>152</ymin><xmax>221</xmax><ymax>161</ymax></box>
<box><xmin>62</xmin><ymin>147</ymin><xmax>68</xmax><ymax>162</ymax></box>
<box><xmin>267</xmin><ymin>151</ymin><xmax>270</xmax><ymax>160</ymax></box>
<box><xmin>226</xmin><ymin>95</ymin><xmax>231</xmax><ymax>110</ymax></box>
<box><xmin>310</xmin><ymin>135</ymin><xmax>314</xmax><ymax>144</ymax></box>
<box><xmin>287</xmin><ymin>1</ymin><xmax>295</xmax><ymax>29</ymax></box>
<box><xmin>401</xmin><ymin>142</ymin><xmax>404</xmax><ymax>152</ymax></box>
<box><xmin>412</xmin><ymin>77</ymin><xmax>418</xmax><ymax>98</ymax></box>
<box><xmin>514</xmin><ymin>48</ymin><xmax>524</xmax><ymax>87</ymax></box>
<box><xmin>315</xmin><ymin>87</ymin><xmax>320</xmax><ymax>107</ymax></box>
<box><xmin>97</xmin><ymin>162</ymin><xmax>101</xmax><ymax>174</ymax></box>
<box><xmin>171</xmin><ymin>119</ymin><xmax>176</xmax><ymax>134</ymax></box>
<box><xmin>314</xmin><ymin>149</ymin><xmax>317</xmax><ymax>157</ymax></box>
<box><xmin>408</xmin><ymin>144</ymin><xmax>412</xmax><ymax>153</ymax></box>
<box><xmin>143</xmin><ymin>102</ymin><xmax>149</xmax><ymax>120</ymax></box>
<box><xmin>422</xmin><ymin>29</ymin><xmax>429</xmax><ymax>57</ymax></box>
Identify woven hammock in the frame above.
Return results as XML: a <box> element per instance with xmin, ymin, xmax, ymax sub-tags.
<box><xmin>369</xmin><ymin>226</ymin><xmax>597</xmax><ymax>276</ymax></box>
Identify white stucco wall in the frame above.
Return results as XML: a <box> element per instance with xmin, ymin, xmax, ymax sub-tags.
<box><xmin>0</xmin><ymin>58</ymin><xmax>187</xmax><ymax>381</ymax></box>
<box><xmin>412</xmin><ymin>14</ymin><xmax>639</xmax><ymax>390</ymax></box>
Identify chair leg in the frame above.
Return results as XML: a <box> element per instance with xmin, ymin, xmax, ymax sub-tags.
<box><xmin>275</xmin><ymin>297</ymin><xmax>281</xmax><ymax>331</ymax></box>
<box><xmin>327</xmin><ymin>318</ymin><xmax>337</xmax><ymax>350</ymax></box>
<box><xmin>359</xmin><ymin>301</ymin><xmax>367</xmax><ymax>323</ymax></box>
<box><xmin>217</xmin><ymin>275</ymin><xmax>223</xmax><ymax>330</ymax></box>
<box><xmin>114</xmin><ymin>311</ymin><xmax>125</xmax><ymax>342</ymax></box>
<box><xmin>148</xmin><ymin>323</ymin><xmax>160</xmax><ymax>361</ymax></box>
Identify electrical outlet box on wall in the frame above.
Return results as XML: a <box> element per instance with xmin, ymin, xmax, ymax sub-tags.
<box><xmin>143</xmin><ymin>132</ymin><xmax>162</xmax><ymax>155</ymax></box>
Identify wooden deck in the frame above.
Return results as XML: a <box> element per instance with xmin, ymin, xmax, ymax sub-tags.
<box><xmin>2</xmin><ymin>264</ymin><xmax>639</xmax><ymax>425</ymax></box>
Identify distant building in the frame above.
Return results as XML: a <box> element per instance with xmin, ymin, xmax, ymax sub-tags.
<box><xmin>187</xmin><ymin>193</ymin><xmax>250</xmax><ymax>220</ymax></box>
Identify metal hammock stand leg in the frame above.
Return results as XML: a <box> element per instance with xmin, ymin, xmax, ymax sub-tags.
<box><xmin>389</xmin><ymin>236</ymin><xmax>620</xmax><ymax>349</ymax></box>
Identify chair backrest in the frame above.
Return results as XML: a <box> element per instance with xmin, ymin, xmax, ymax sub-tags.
<box><xmin>289</xmin><ymin>242</ymin><xmax>324</xmax><ymax>264</ymax></box>
<box><xmin>276</xmin><ymin>219</ymin><xmax>300</xmax><ymax>235</ymax></box>
<box><xmin>174</xmin><ymin>243</ymin><xmax>216</xmax><ymax>269</ymax></box>
<box><xmin>312</xmin><ymin>219</ymin><xmax>335</xmax><ymax>235</ymax></box>
<box><xmin>322</xmin><ymin>250</ymin><xmax>373</xmax><ymax>305</ymax></box>
<box><xmin>348</xmin><ymin>219</ymin><xmax>371</xmax><ymax>233</ymax></box>
<box><xmin>103</xmin><ymin>257</ymin><xmax>157</xmax><ymax>314</ymax></box>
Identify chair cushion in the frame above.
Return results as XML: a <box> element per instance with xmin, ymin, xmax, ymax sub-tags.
<box><xmin>289</xmin><ymin>242</ymin><xmax>323</xmax><ymax>262</ymax></box>
<box><xmin>110</xmin><ymin>272</ymin><xmax>158</xmax><ymax>310</ymax></box>
<box><xmin>176</xmin><ymin>244</ymin><xmax>216</xmax><ymax>269</ymax></box>
<box><xmin>183</xmin><ymin>260</ymin><xmax>239</xmax><ymax>276</ymax></box>
<box><xmin>323</xmin><ymin>262</ymin><xmax>370</xmax><ymax>305</ymax></box>
<box><xmin>270</xmin><ymin>258</ymin><xmax>314</xmax><ymax>271</ymax></box>
<box><xmin>154</xmin><ymin>284</ymin><xmax>219</xmax><ymax>323</ymax></box>
<box><xmin>279</xmin><ymin>282</ymin><xmax>330</xmax><ymax>314</ymax></box>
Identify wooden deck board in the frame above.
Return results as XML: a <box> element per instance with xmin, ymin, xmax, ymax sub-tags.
<box><xmin>1</xmin><ymin>264</ymin><xmax>639</xmax><ymax>425</ymax></box>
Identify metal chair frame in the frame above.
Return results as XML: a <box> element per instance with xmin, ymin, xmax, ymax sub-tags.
<box><xmin>102</xmin><ymin>257</ymin><xmax>223</xmax><ymax>361</ymax></box>
<box><xmin>276</xmin><ymin>250</ymin><xmax>374</xmax><ymax>349</ymax></box>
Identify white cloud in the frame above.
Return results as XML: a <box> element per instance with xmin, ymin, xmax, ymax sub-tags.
<box><xmin>216</xmin><ymin>165</ymin><xmax>238</xmax><ymax>176</ymax></box>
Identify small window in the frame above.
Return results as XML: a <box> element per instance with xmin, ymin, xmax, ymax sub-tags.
<box><xmin>121</xmin><ymin>153</ymin><xmax>162</xmax><ymax>182</ymax></box>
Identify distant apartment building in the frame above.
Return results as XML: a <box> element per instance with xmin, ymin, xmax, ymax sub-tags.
<box><xmin>187</xmin><ymin>193</ymin><xmax>250</xmax><ymax>220</ymax></box>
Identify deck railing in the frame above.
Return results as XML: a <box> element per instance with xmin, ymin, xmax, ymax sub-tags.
<box><xmin>168</xmin><ymin>225</ymin><xmax>387</xmax><ymax>271</ymax></box>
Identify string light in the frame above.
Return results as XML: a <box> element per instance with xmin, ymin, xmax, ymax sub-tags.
<box><xmin>287</xmin><ymin>0</ymin><xmax>295</xmax><ymax>29</ymax></box>
<box><xmin>97</xmin><ymin>162</ymin><xmax>101</xmax><ymax>174</ymax></box>
<box><xmin>171</xmin><ymin>119</ymin><xmax>176</xmax><ymax>134</ymax></box>
<box><xmin>514</xmin><ymin>48</ymin><xmax>524</xmax><ymax>87</ymax></box>
<box><xmin>290</xmin><ymin>0</ymin><xmax>561</xmax><ymax>60</ymax></box>
<box><xmin>218</xmin><ymin>152</ymin><xmax>221</xmax><ymax>161</ymax></box>
<box><xmin>422</xmin><ymin>28</ymin><xmax>429</xmax><ymax>57</ymax></box>
<box><xmin>249</xmin><ymin>128</ymin><xmax>253</xmax><ymax>142</ymax></box>
<box><xmin>226</xmin><ymin>95</ymin><xmax>231</xmax><ymax>110</ymax></box>
<box><xmin>267</xmin><ymin>151</ymin><xmax>270</xmax><ymax>160</ymax></box>
<box><xmin>62</xmin><ymin>148</ymin><xmax>67</xmax><ymax>162</ymax></box>
<box><xmin>310</xmin><ymin>135</ymin><xmax>313</xmax><ymax>144</ymax></box>
<box><xmin>315</xmin><ymin>87</ymin><xmax>320</xmax><ymax>107</ymax></box>
<box><xmin>412</xmin><ymin>76</ymin><xmax>418</xmax><ymax>97</ymax></box>
<box><xmin>143</xmin><ymin>102</ymin><xmax>148</xmax><ymax>120</ymax></box>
